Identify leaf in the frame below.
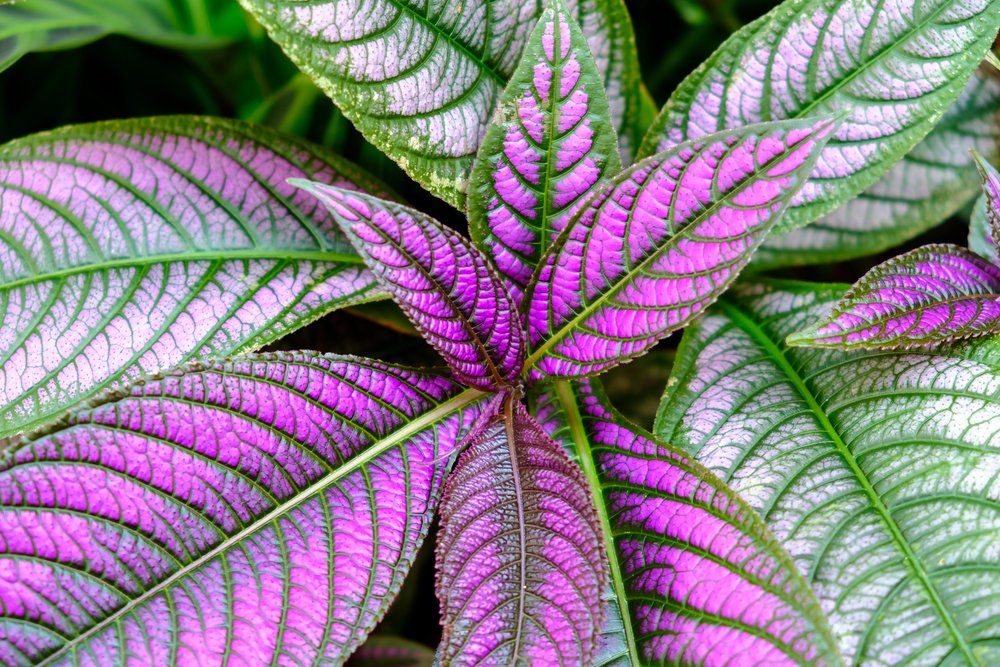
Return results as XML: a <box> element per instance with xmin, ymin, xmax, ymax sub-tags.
<box><xmin>0</xmin><ymin>116</ymin><xmax>389</xmax><ymax>440</ymax></box>
<box><xmin>0</xmin><ymin>0</ymin><xmax>239</xmax><ymax>74</ymax></box>
<box><xmin>292</xmin><ymin>182</ymin><xmax>524</xmax><ymax>391</ymax></box>
<box><xmin>435</xmin><ymin>401</ymin><xmax>607</xmax><ymax>665</ymax></box>
<box><xmin>535</xmin><ymin>380</ymin><xmax>842</xmax><ymax>667</ymax></box>
<box><xmin>525</xmin><ymin>117</ymin><xmax>839</xmax><ymax>379</ymax></box>
<box><xmin>347</xmin><ymin>636</ymin><xmax>434</xmax><ymax>667</ymax></box>
<box><xmin>639</xmin><ymin>0</ymin><xmax>1000</xmax><ymax>232</ymax></box>
<box><xmin>787</xmin><ymin>244</ymin><xmax>1000</xmax><ymax>349</ymax></box>
<box><xmin>972</xmin><ymin>149</ymin><xmax>1000</xmax><ymax>241</ymax></box>
<box><xmin>755</xmin><ymin>69</ymin><xmax>1000</xmax><ymax>269</ymax></box>
<box><xmin>969</xmin><ymin>193</ymin><xmax>999</xmax><ymax>263</ymax></box>
<box><xmin>655</xmin><ymin>281</ymin><xmax>1000</xmax><ymax>665</ymax></box>
<box><xmin>0</xmin><ymin>352</ymin><xmax>487</xmax><ymax>665</ymax></box>
<box><xmin>239</xmin><ymin>0</ymin><xmax>647</xmax><ymax>208</ymax></box>
<box><xmin>467</xmin><ymin>0</ymin><xmax>622</xmax><ymax>304</ymax></box>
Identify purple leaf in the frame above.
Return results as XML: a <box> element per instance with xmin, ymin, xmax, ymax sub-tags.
<box><xmin>436</xmin><ymin>401</ymin><xmax>607</xmax><ymax>665</ymax></box>
<box><xmin>524</xmin><ymin>117</ymin><xmax>838</xmax><ymax>379</ymax></box>
<box><xmin>640</xmin><ymin>0</ymin><xmax>1000</xmax><ymax>231</ymax></box>
<box><xmin>0</xmin><ymin>117</ymin><xmax>389</xmax><ymax>440</ymax></box>
<box><xmin>347</xmin><ymin>636</ymin><xmax>434</xmax><ymax>667</ymax></box>
<box><xmin>972</xmin><ymin>150</ymin><xmax>1000</xmax><ymax>253</ymax></box>
<box><xmin>0</xmin><ymin>352</ymin><xmax>486</xmax><ymax>665</ymax></box>
<box><xmin>292</xmin><ymin>182</ymin><xmax>525</xmax><ymax>391</ymax></box>
<box><xmin>787</xmin><ymin>244</ymin><xmax>1000</xmax><ymax>349</ymax></box>
<box><xmin>467</xmin><ymin>0</ymin><xmax>621</xmax><ymax>304</ymax></box>
<box><xmin>536</xmin><ymin>381</ymin><xmax>841</xmax><ymax>666</ymax></box>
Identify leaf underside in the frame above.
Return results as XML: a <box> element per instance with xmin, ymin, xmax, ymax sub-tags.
<box><xmin>0</xmin><ymin>353</ymin><xmax>485</xmax><ymax>665</ymax></box>
<box><xmin>656</xmin><ymin>281</ymin><xmax>1000</xmax><ymax>665</ymax></box>
<box><xmin>755</xmin><ymin>69</ymin><xmax>1000</xmax><ymax>268</ymax></box>
<box><xmin>436</xmin><ymin>402</ymin><xmax>607</xmax><ymax>665</ymax></box>
<box><xmin>640</xmin><ymin>0</ymin><xmax>1000</xmax><ymax>232</ymax></box>
<box><xmin>537</xmin><ymin>380</ymin><xmax>842</xmax><ymax>667</ymax></box>
<box><xmin>0</xmin><ymin>116</ymin><xmax>387</xmax><ymax>439</ymax></box>
<box><xmin>525</xmin><ymin>117</ymin><xmax>838</xmax><ymax>379</ymax></box>
<box><xmin>787</xmin><ymin>244</ymin><xmax>1000</xmax><ymax>349</ymax></box>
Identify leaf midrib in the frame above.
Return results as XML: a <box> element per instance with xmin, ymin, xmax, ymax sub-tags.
<box><xmin>34</xmin><ymin>387</ymin><xmax>485</xmax><ymax>666</ymax></box>
<box><xmin>0</xmin><ymin>248</ymin><xmax>364</xmax><ymax>292</ymax></box>
<box><xmin>719</xmin><ymin>298</ymin><xmax>981</xmax><ymax>666</ymax></box>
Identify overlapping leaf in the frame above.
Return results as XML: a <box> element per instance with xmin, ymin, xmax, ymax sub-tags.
<box><xmin>0</xmin><ymin>0</ymin><xmax>238</xmax><ymax>74</ymax></box>
<box><xmin>973</xmin><ymin>150</ymin><xmax>1000</xmax><ymax>244</ymax></box>
<box><xmin>969</xmin><ymin>193</ymin><xmax>999</xmax><ymax>263</ymax></box>
<box><xmin>0</xmin><ymin>352</ymin><xmax>486</xmax><ymax>665</ymax></box>
<box><xmin>536</xmin><ymin>380</ymin><xmax>841</xmax><ymax>666</ymax></box>
<box><xmin>656</xmin><ymin>281</ymin><xmax>1000</xmax><ymax>665</ymax></box>
<box><xmin>755</xmin><ymin>70</ymin><xmax>1000</xmax><ymax>269</ymax></box>
<box><xmin>347</xmin><ymin>636</ymin><xmax>434</xmax><ymax>667</ymax></box>
<box><xmin>640</xmin><ymin>0</ymin><xmax>1000</xmax><ymax>232</ymax></box>
<box><xmin>524</xmin><ymin>117</ymin><xmax>838</xmax><ymax>379</ymax></box>
<box><xmin>467</xmin><ymin>0</ymin><xmax>621</xmax><ymax>304</ymax></box>
<box><xmin>436</xmin><ymin>402</ymin><xmax>606</xmax><ymax>665</ymax></box>
<box><xmin>239</xmin><ymin>0</ymin><xmax>647</xmax><ymax>207</ymax></box>
<box><xmin>787</xmin><ymin>244</ymin><xmax>1000</xmax><ymax>349</ymax></box>
<box><xmin>294</xmin><ymin>183</ymin><xmax>524</xmax><ymax>391</ymax></box>
<box><xmin>0</xmin><ymin>117</ymin><xmax>388</xmax><ymax>439</ymax></box>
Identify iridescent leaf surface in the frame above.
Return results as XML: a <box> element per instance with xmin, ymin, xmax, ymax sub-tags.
<box><xmin>293</xmin><ymin>182</ymin><xmax>524</xmax><ymax>390</ymax></box>
<box><xmin>0</xmin><ymin>352</ymin><xmax>486</xmax><ymax>665</ymax></box>
<box><xmin>536</xmin><ymin>380</ymin><xmax>841</xmax><ymax>667</ymax></box>
<box><xmin>755</xmin><ymin>70</ymin><xmax>1000</xmax><ymax>269</ymax></box>
<box><xmin>0</xmin><ymin>117</ymin><xmax>387</xmax><ymax>439</ymax></box>
<box><xmin>525</xmin><ymin>117</ymin><xmax>837</xmax><ymax>379</ymax></box>
<box><xmin>436</xmin><ymin>402</ymin><xmax>606</xmax><ymax>665</ymax></box>
<box><xmin>467</xmin><ymin>0</ymin><xmax>621</xmax><ymax>304</ymax></box>
<box><xmin>655</xmin><ymin>282</ymin><xmax>1000</xmax><ymax>665</ymax></box>
<box><xmin>239</xmin><ymin>0</ymin><xmax>646</xmax><ymax>207</ymax></box>
<box><xmin>787</xmin><ymin>244</ymin><xmax>1000</xmax><ymax>349</ymax></box>
<box><xmin>640</xmin><ymin>0</ymin><xmax>1000</xmax><ymax>232</ymax></box>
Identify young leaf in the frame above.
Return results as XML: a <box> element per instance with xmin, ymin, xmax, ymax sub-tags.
<box><xmin>0</xmin><ymin>352</ymin><xmax>487</xmax><ymax>665</ymax></box>
<box><xmin>292</xmin><ymin>182</ymin><xmax>524</xmax><ymax>390</ymax></box>
<box><xmin>467</xmin><ymin>0</ymin><xmax>622</xmax><ymax>304</ymax></box>
<box><xmin>755</xmin><ymin>70</ymin><xmax>1000</xmax><ymax>269</ymax></box>
<box><xmin>436</xmin><ymin>402</ymin><xmax>606</xmax><ymax>665</ymax></box>
<box><xmin>525</xmin><ymin>116</ymin><xmax>838</xmax><ymax>379</ymax></box>
<box><xmin>972</xmin><ymin>150</ymin><xmax>1000</xmax><ymax>243</ymax></box>
<box><xmin>640</xmin><ymin>0</ymin><xmax>1000</xmax><ymax>232</ymax></box>
<box><xmin>656</xmin><ymin>281</ymin><xmax>1000</xmax><ymax>665</ymax></box>
<box><xmin>0</xmin><ymin>117</ymin><xmax>388</xmax><ymax>440</ymax></box>
<box><xmin>787</xmin><ymin>244</ymin><xmax>1000</xmax><ymax>349</ymax></box>
<box><xmin>536</xmin><ymin>380</ymin><xmax>842</xmax><ymax>666</ymax></box>
<box><xmin>969</xmin><ymin>193</ymin><xmax>999</xmax><ymax>264</ymax></box>
<box><xmin>239</xmin><ymin>0</ymin><xmax>646</xmax><ymax>207</ymax></box>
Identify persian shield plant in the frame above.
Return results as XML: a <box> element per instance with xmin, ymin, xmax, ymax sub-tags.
<box><xmin>0</xmin><ymin>0</ymin><xmax>998</xmax><ymax>665</ymax></box>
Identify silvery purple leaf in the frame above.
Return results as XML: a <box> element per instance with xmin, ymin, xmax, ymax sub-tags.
<box><xmin>240</xmin><ymin>0</ymin><xmax>647</xmax><ymax>207</ymax></box>
<box><xmin>0</xmin><ymin>117</ymin><xmax>386</xmax><ymax>440</ymax></box>
<box><xmin>756</xmin><ymin>69</ymin><xmax>1000</xmax><ymax>269</ymax></box>
<box><xmin>435</xmin><ymin>402</ymin><xmax>607</xmax><ymax>665</ymax></box>
<box><xmin>467</xmin><ymin>0</ymin><xmax>621</xmax><ymax>304</ymax></box>
<box><xmin>292</xmin><ymin>182</ymin><xmax>525</xmax><ymax>390</ymax></box>
<box><xmin>787</xmin><ymin>244</ymin><xmax>1000</xmax><ymax>349</ymax></box>
<box><xmin>536</xmin><ymin>381</ymin><xmax>841</xmax><ymax>666</ymax></box>
<box><xmin>0</xmin><ymin>352</ymin><xmax>487</xmax><ymax>665</ymax></box>
<box><xmin>655</xmin><ymin>281</ymin><xmax>1000</xmax><ymax>665</ymax></box>
<box><xmin>640</xmin><ymin>0</ymin><xmax>1000</xmax><ymax>232</ymax></box>
<box><xmin>525</xmin><ymin>117</ymin><xmax>838</xmax><ymax>379</ymax></box>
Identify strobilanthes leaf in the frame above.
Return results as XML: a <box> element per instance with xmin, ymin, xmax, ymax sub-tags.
<box><xmin>0</xmin><ymin>117</ymin><xmax>388</xmax><ymax>440</ymax></box>
<box><xmin>969</xmin><ymin>193</ymin><xmax>1000</xmax><ymax>264</ymax></box>
<box><xmin>435</xmin><ymin>401</ymin><xmax>607</xmax><ymax>665</ymax></box>
<box><xmin>467</xmin><ymin>0</ymin><xmax>621</xmax><ymax>305</ymax></box>
<box><xmin>972</xmin><ymin>149</ymin><xmax>1000</xmax><ymax>250</ymax></box>
<box><xmin>292</xmin><ymin>182</ymin><xmax>525</xmax><ymax>391</ymax></box>
<box><xmin>537</xmin><ymin>380</ymin><xmax>842</xmax><ymax>666</ymax></box>
<box><xmin>640</xmin><ymin>0</ymin><xmax>1000</xmax><ymax>232</ymax></box>
<box><xmin>787</xmin><ymin>245</ymin><xmax>1000</xmax><ymax>349</ymax></box>
<box><xmin>0</xmin><ymin>352</ymin><xmax>487</xmax><ymax>665</ymax></box>
<box><xmin>524</xmin><ymin>116</ymin><xmax>838</xmax><ymax>379</ymax></box>
<box><xmin>656</xmin><ymin>281</ymin><xmax>1000</xmax><ymax>665</ymax></box>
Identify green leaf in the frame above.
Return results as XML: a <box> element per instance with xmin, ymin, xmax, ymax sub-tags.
<box><xmin>0</xmin><ymin>0</ymin><xmax>242</xmax><ymax>74</ymax></box>
<box><xmin>755</xmin><ymin>69</ymin><xmax>1000</xmax><ymax>269</ymax></box>
<box><xmin>238</xmin><ymin>0</ymin><xmax>648</xmax><ymax>208</ymax></box>
<box><xmin>640</xmin><ymin>0</ymin><xmax>1000</xmax><ymax>233</ymax></box>
<box><xmin>0</xmin><ymin>116</ymin><xmax>391</xmax><ymax>439</ymax></box>
<box><xmin>656</xmin><ymin>280</ymin><xmax>1000</xmax><ymax>665</ymax></box>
